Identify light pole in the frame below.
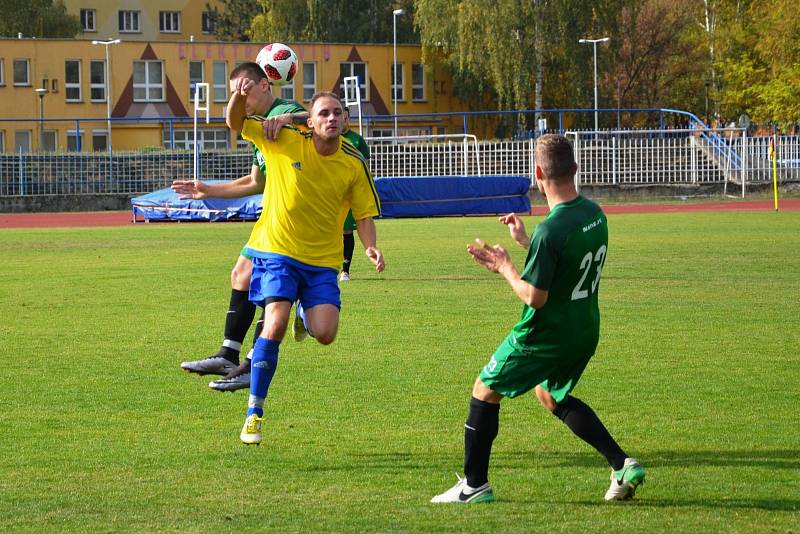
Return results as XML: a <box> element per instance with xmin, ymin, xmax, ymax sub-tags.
<box><xmin>92</xmin><ymin>39</ymin><xmax>121</xmax><ymax>152</ymax></box>
<box><xmin>392</xmin><ymin>8</ymin><xmax>405</xmax><ymax>137</ymax></box>
<box><xmin>579</xmin><ymin>37</ymin><xmax>610</xmax><ymax>131</ymax></box>
<box><xmin>35</xmin><ymin>88</ymin><xmax>47</xmax><ymax>151</ymax></box>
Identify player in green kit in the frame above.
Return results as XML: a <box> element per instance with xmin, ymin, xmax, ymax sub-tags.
<box><xmin>338</xmin><ymin>108</ymin><xmax>370</xmax><ymax>282</ymax></box>
<box><xmin>431</xmin><ymin>134</ymin><xmax>645</xmax><ymax>504</ymax></box>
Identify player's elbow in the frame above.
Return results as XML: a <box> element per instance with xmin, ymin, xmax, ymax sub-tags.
<box><xmin>528</xmin><ymin>288</ymin><xmax>548</xmax><ymax>309</ymax></box>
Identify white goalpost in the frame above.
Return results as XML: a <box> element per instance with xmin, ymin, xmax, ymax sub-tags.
<box><xmin>193</xmin><ymin>82</ymin><xmax>210</xmax><ymax>180</ymax></box>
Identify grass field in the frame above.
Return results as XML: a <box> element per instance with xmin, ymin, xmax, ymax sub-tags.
<box><xmin>1</xmin><ymin>212</ymin><xmax>799</xmax><ymax>532</ymax></box>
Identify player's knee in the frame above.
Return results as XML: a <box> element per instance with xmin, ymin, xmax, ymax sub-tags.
<box><xmin>315</xmin><ymin>330</ymin><xmax>337</xmax><ymax>345</ymax></box>
<box><xmin>230</xmin><ymin>261</ymin><xmax>252</xmax><ymax>291</ymax></box>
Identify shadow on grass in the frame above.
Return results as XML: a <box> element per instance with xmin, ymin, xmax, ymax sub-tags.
<box><xmin>329</xmin><ymin>449</ymin><xmax>800</xmax><ymax>512</ymax></box>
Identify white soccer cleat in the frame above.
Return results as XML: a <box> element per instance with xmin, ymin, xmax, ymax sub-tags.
<box><xmin>431</xmin><ymin>475</ymin><xmax>495</xmax><ymax>504</ymax></box>
<box><xmin>604</xmin><ymin>457</ymin><xmax>646</xmax><ymax>501</ymax></box>
<box><xmin>240</xmin><ymin>414</ymin><xmax>264</xmax><ymax>445</ymax></box>
<box><xmin>339</xmin><ymin>272</ymin><xmax>350</xmax><ymax>281</ymax></box>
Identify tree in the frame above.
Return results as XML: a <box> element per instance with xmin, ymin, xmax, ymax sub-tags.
<box><xmin>0</xmin><ymin>0</ymin><xmax>80</xmax><ymax>38</ymax></box>
<box><xmin>206</xmin><ymin>0</ymin><xmax>262</xmax><ymax>41</ymax></box>
<box><xmin>249</xmin><ymin>0</ymin><xmax>417</xmax><ymax>43</ymax></box>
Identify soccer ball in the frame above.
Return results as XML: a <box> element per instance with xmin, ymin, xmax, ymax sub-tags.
<box><xmin>256</xmin><ymin>43</ymin><xmax>298</xmax><ymax>87</ymax></box>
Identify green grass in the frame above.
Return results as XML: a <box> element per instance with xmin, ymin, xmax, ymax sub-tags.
<box><xmin>1</xmin><ymin>212</ymin><xmax>799</xmax><ymax>532</ymax></box>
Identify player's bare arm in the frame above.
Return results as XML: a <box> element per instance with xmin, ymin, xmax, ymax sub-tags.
<box><xmin>355</xmin><ymin>217</ymin><xmax>385</xmax><ymax>272</ymax></box>
<box><xmin>225</xmin><ymin>77</ymin><xmax>254</xmax><ymax>132</ymax></box>
<box><xmin>499</xmin><ymin>213</ymin><xmax>531</xmax><ymax>248</ymax></box>
<box><xmin>467</xmin><ymin>239</ymin><xmax>547</xmax><ymax>309</ymax></box>
<box><xmin>171</xmin><ymin>164</ymin><xmax>264</xmax><ymax>199</ymax></box>
<box><xmin>261</xmin><ymin>112</ymin><xmax>309</xmax><ymax>140</ymax></box>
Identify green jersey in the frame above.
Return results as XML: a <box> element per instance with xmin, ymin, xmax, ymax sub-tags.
<box><xmin>511</xmin><ymin>196</ymin><xmax>608</xmax><ymax>358</ymax></box>
<box><xmin>251</xmin><ymin>98</ymin><xmax>307</xmax><ymax>174</ymax></box>
<box><xmin>342</xmin><ymin>129</ymin><xmax>370</xmax><ymax>159</ymax></box>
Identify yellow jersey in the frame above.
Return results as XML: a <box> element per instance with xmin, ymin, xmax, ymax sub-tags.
<box><xmin>241</xmin><ymin>117</ymin><xmax>381</xmax><ymax>269</ymax></box>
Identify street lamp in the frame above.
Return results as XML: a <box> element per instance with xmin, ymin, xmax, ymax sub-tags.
<box><xmin>35</xmin><ymin>88</ymin><xmax>47</xmax><ymax>151</ymax></box>
<box><xmin>392</xmin><ymin>8</ymin><xmax>405</xmax><ymax>137</ymax></box>
<box><xmin>579</xmin><ymin>37</ymin><xmax>610</xmax><ymax>131</ymax></box>
<box><xmin>91</xmin><ymin>39</ymin><xmax>121</xmax><ymax>152</ymax></box>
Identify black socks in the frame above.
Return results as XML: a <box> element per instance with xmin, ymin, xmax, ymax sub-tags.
<box><xmin>464</xmin><ymin>397</ymin><xmax>500</xmax><ymax>488</ymax></box>
<box><xmin>222</xmin><ymin>288</ymin><xmax>256</xmax><ymax>362</ymax></box>
<box><xmin>342</xmin><ymin>233</ymin><xmax>355</xmax><ymax>273</ymax></box>
<box><xmin>553</xmin><ymin>395</ymin><xmax>627</xmax><ymax>471</ymax></box>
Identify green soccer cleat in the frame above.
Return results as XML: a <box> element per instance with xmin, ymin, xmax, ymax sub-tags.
<box><xmin>431</xmin><ymin>475</ymin><xmax>495</xmax><ymax>504</ymax></box>
<box><xmin>604</xmin><ymin>457</ymin><xmax>646</xmax><ymax>501</ymax></box>
<box><xmin>240</xmin><ymin>414</ymin><xmax>264</xmax><ymax>445</ymax></box>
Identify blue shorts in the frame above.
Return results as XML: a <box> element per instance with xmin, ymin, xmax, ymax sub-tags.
<box><xmin>248</xmin><ymin>252</ymin><xmax>341</xmax><ymax>310</ymax></box>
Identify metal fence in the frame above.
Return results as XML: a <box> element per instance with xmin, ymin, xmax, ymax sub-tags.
<box><xmin>1</xmin><ymin>130</ymin><xmax>799</xmax><ymax>197</ymax></box>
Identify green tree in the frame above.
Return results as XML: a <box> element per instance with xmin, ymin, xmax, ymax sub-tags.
<box><xmin>206</xmin><ymin>0</ymin><xmax>262</xmax><ymax>41</ymax></box>
<box><xmin>250</xmin><ymin>0</ymin><xmax>417</xmax><ymax>43</ymax></box>
<box><xmin>0</xmin><ymin>0</ymin><xmax>80</xmax><ymax>38</ymax></box>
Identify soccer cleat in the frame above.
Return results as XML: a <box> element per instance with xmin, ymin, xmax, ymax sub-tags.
<box><xmin>208</xmin><ymin>359</ymin><xmax>251</xmax><ymax>392</ymax></box>
<box><xmin>180</xmin><ymin>355</ymin><xmax>238</xmax><ymax>376</ymax></box>
<box><xmin>240</xmin><ymin>414</ymin><xmax>264</xmax><ymax>445</ymax></box>
<box><xmin>292</xmin><ymin>304</ymin><xmax>308</xmax><ymax>342</ymax></box>
<box><xmin>431</xmin><ymin>475</ymin><xmax>495</xmax><ymax>504</ymax></box>
<box><xmin>339</xmin><ymin>271</ymin><xmax>350</xmax><ymax>282</ymax></box>
<box><xmin>604</xmin><ymin>457</ymin><xmax>646</xmax><ymax>501</ymax></box>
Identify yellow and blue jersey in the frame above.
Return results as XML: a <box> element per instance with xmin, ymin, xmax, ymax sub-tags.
<box><xmin>241</xmin><ymin>117</ymin><xmax>380</xmax><ymax>270</ymax></box>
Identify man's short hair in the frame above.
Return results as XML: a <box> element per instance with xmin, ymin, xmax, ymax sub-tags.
<box><xmin>230</xmin><ymin>62</ymin><xmax>267</xmax><ymax>82</ymax></box>
<box><xmin>309</xmin><ymin>91</ymin><xmax>342</xmax><ymax>110</ymax></box>
<box><xmin>535</xmin><ymin>134</ymin><xmax>577</xmax><ymax>181</ymax></box>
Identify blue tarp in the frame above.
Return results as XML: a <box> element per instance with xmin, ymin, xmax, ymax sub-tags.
<box><xmin>374</xmin><ymin>176</ymin><xmax>531</xmax><ymax>218</ymax></box>
<box><xmin>131</xmin><ymin>176</ymin><xmax>531</xmax><ymax>221</ymax></box>
<box><xmin>131</xmin><ymin>181</ymin><xmax>261</xmax><ymax>221</ymax></box>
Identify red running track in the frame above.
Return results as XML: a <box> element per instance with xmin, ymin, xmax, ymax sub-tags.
<box><xmin>1</xmin><ymin>199</ymin><xmax>798</xmax><ymax>229</ymax></box>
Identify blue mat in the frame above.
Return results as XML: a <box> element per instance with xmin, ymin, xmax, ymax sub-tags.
<box><xmin>131</xmin><ymin>176</ymin><xmax>531</xmax><ymax>221</ymax></box>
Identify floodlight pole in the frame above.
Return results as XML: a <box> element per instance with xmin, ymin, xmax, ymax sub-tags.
<box><xmin>392</xmin><ymin>8</ymin><xmax>405</xmax><ymax>137</ymax></box>
<box><xmin>579</xmin><ymin>37</ymin><xmax>610</xmax><ymax>131</ymax></box>
<box><xmin>92</xmin><ymin>39</ymin><xmax>121</xmax><ymax>152</ymax></box>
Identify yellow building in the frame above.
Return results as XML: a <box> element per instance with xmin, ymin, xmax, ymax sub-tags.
<box><xmin>62</xmin><ymin>0</ymin><xmax>223</xmax><ymax>43</ymax></box>
<box><xmin>0</xmin><ymin>36</ymin><xmax>464</xmax><ymax>153</ymax></box>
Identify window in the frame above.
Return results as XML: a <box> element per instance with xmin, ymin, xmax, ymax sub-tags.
<box><xmin>302</xmin><ymin>62</ymin><xmax>316</xmax><ymax>102</ymax></box>
<box><xmin>189</xmin><ymin>61</ymin><xmax>204</xmax><ymax>101</ymax></box>
<box><xmin>119</xmin><ymin>10</ymin><xmax>140</xmax><ymax>32</ymax></box>
<box><xmin>339</xmin><ymin>62</ymin><xmax>367</xmax><ymax>101</ymax></box>
<box><xmin>0</xmin><ymin>58</ymin><xmax>4</xmax><ymax>86</ymax></box>
<box><xmin>392</xmin><ymin>62</ymin><xmax>404</xmax><ymax>102</ymax></box>
<box><xmin>212</xmin><ymin>61</ymin><xmax>227</xmax><ymax>102</ymax></box>
<box><xmin>90</xmin><ymin>60</ymin><xmax>106</xmax><ymax>101</ymax></box>
<box><xmin>42</xmin><ymin>130</ymin><xmax>57</xmax><ymax>151</ymax></box>
<box><xmin>65</xmin><ymin>60</ymin><xmax>82</xmax><ymax>101</ymax></box>
<box><xmin>162</xmin><ymin>128</ymin><xmax>229</xmax><ymax>150</ymax></box>
<box><xmin>159</xmin><ymin>11</ymin><xmax>181</xmax><ymax>33</ymax></box>
<box><xmin>412</xmin><ymin>63</ymin><xmax>426</xmax><ymax>102</ymax></box>
<box><xmin>202</xmin><ymin>12</ymin><xmax>214</xmax><ymax>34</ymax></box>
<box><xmin>15</xmin><ymin>130</ymin><xmax>32</xmax><ymax>152</ymax></box>
<box><xmin>13</xmin><ymin>59</ymin><xmax>29</xmax><ymax>86</ymax></box>
<box><xmin>92</xmin><ymin>130</ymin><xmax>108</xmax><ymax>151</ymax></box>
<box><xmin>80</xmin><ymin>9</ymin><xmax>96</xmax><ymax>32</ymax></box>
<box><xmin>133</xmin><ymin>61</ymin><xmax>164</xmax><ymax>101</ymax></box>
<box><xmin>280</xmin><ymin>83</ymin><xmax>294</xmax><ymax>101</ymax></box>
<box><xmin>67</xmin><ymin>130</ymin><xmax>83</xmax><ymax>151</ymax></box>
<box><xmin>0</xmin><ymin>130</ymin><xmax>5</xmax><ymax>153</ymax></box>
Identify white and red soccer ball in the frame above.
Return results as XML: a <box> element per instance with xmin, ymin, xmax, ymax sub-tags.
<box><xmin>256</xmin><ymin>43</ymin><xmax>298</xmax><ymax>87</ymax></box>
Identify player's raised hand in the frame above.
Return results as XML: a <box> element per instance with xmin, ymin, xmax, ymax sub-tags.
<box><xmin>365</xmin><ymin>247</ymin><xmax>385</xmax><ymax>273</ymax></box>
<box><xmin>468</xmin><ymin>239</ymin><xmax>511</xmax><ymax>274</ymax></box>
<box><xmin>499</xmin><ymin>213</ymin><xmax>530</xmax><ymax>248</ymax></box>
<box><xmin>171</xmin><ymin>179</ymin><xmax>208</xmax><ymax>199</ymax></box>
<box><xmin>262</xmin><ymin>114</ymin><xmax>293</xmax><ymax>140</ymax></box>
<box><xmin>232</xmin><ymin>76</ymin><xmax>255</xmax><ymax>96</ymax></box>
